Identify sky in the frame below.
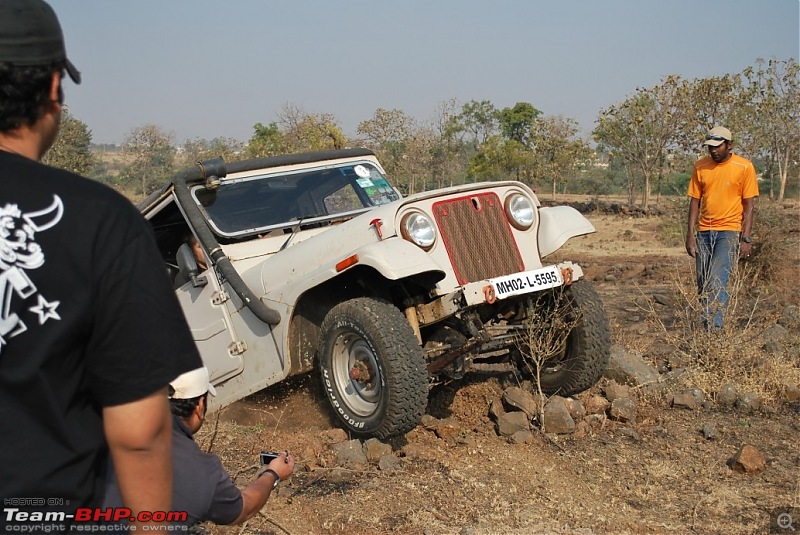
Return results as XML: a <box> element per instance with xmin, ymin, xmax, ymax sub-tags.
<box><xmin>49</xmin><ymin>0</ymin><xmax>799</xmax><ymax>146</ymax></box>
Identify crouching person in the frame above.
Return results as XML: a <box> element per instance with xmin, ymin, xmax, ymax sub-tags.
<box><xmin>104</xmin><ymin>367</ymin><xmax>295</xmax><ymax>527</ymax></box>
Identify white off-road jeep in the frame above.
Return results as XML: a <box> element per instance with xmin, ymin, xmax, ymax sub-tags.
<box><xmin>140</xmin><ymin>148</ymin><xmax>610</xmax><ymax>439</ymax></box>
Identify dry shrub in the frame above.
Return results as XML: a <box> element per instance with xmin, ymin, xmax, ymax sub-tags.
<box><xmin>744</xmin><ymin>199</ymin><xmax>800</xmax><ymax>305</ymax></box>
<box><xmin>515</xmin><ymin>289</ymin><xmax>578</xmax><ymax>372</ymax></box>
<box><xmin>514</xmin><ymin>288</ymin><xmax>581</xmax><ymax>418</ymax></box>
<box><xmin>648</xmin><ymin>203</ymin><xmax>800</xmax><ymax>401</ymax></box>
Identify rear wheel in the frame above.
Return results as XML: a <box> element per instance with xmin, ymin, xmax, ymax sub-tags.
<box><xmin>517</xmin><ymin>279</ymin><xmax>610</xmax><ymax>396</ymax></box>
<box><xmin>317</xmin><ymin>297</ymin><xmax>429</xmax><ymax>439</ymax></box>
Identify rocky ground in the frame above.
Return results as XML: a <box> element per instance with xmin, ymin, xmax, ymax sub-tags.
<box><xmin>197</xmin><ymin>201</ymin><xmax>800</xmax><ymax>535</ymax></box>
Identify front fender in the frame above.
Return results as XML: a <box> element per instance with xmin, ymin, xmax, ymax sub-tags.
<box><xmin>356</xmin><ymin>238</ymin><xmax>446</xmax><ymax>281</ymax></box>
<box><xmin>538</xmin><ymin>206</ymin><xmax>595</xmax><ymax>257</ymax></box>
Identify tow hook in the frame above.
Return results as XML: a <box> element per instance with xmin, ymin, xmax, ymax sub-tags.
<box><xmin>483</xmin><ymin>285</ymin><xmax>497</xmax><ymax>304</ymax></box>
<box><xmin>561</xmin><ymin>266</ymin><xmax>574</xmax><ymax>286</ymax></box>
<box><xmin>349</xmin><ymin>360</ymin><xmax>373</xmax><ymax>383</ymax></box>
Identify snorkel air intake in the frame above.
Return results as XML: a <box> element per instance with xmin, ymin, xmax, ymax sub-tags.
<box><xmin>171</xmin><ymin>156</ymin><xmax>282</xmax><ymax>326</ymax></box>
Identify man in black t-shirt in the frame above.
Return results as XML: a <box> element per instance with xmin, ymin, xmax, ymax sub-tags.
<box><xmin>0</xmin><ymin>1</ymin><xmax>202</xmax><ymax>531</ymax></box>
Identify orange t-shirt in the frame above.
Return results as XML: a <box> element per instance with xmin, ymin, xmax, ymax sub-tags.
<box><xmin>687</xmin><ymin>153</ymin><xmax>759</xmax><ymax>231</ymax></box>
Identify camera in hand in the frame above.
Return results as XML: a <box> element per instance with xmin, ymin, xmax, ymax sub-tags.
<box><xmin>260</xmin><ymin>450</ymin><xmax>282</xmax><ymax>465</ymax></box>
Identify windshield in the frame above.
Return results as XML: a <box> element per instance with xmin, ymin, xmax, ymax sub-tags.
<box><xmin>193</xmin><ymin>161</ymin><xmax>400</xmax><ymax>237</ymax></box>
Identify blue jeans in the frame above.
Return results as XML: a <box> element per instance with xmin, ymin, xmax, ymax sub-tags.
<box><xmin>695</xmin><ymin>230</ymin><xmax>739</xmax><ymax>330</ymax></box>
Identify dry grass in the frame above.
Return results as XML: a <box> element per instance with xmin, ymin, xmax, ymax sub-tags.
<box><xmin>642</xmin><ymin>201</ymin><xmax>800</xmax><ymax>402</ymax></box>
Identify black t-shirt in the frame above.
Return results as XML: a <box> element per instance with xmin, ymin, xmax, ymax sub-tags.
<box><xmin>0</xmin><ymin>152</ymin><xmax>202</xmax><ymax>516</ymax></box>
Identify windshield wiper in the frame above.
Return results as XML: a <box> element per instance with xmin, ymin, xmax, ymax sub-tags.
<box><xmin>279</xmin><ymin>214</ymin><xmax>324</xmax><ymax>251</ymax></box>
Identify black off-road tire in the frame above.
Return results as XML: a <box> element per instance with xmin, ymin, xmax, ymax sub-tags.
<box><xmin>317</xmin><ymin>297</ymin><xmax>428</xmax><ymax>439</ymax></box>
<box><xmin>535</xmin><ymin>279</ymin><xmax>611</xmax><ymax>396</ymax></box>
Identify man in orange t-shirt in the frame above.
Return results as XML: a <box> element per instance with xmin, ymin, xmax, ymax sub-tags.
<box><xmin>685</xmin><ymin>126</ymin><xmax>759</xmax><ymax>330</ymax></box>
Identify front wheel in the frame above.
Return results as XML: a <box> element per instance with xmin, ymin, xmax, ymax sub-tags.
<box><xmin>317</xmin><ymin>297</ymin><xmax>429</xmax><ymax>439</ymax></box>
<box><xmin>518</xmin><ymin>279</ymin><xmax>611</xmax><ymax>396</ymax></box>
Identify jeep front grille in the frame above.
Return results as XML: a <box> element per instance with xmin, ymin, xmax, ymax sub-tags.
<box><xmin>432</xmin><ymin>192</ymin><xmax>524</xmax><ymax>285</ymax></box>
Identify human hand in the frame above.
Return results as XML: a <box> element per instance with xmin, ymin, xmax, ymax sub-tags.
<box><xmin>739</xmin><ymin>241</ymin><xmax>753</xmax><ymax>259</ymax></box>
<box><xmin>267</xmin><ymin>451</ymin><xmax>295</xmax><ymax>481</ymax></box>
<box><xmin>685</xmin><ymin>234</ymin><xmax>697</xmax><ymax>258</ymax></box>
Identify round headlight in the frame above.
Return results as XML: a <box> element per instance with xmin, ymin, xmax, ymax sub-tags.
<box><xmin>400</xmin><ymin>212</ymin><xmax>436</xmax><ymax>249</ymax></box>
<box><xmin>505</xmin><ymin>193</ymin><xmax>535</xmax><ymax>230</ymax></box>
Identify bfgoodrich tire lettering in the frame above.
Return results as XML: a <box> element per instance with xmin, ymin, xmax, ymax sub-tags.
<box><xmin>317</xmin><ymin>297</ymin><xmax>428</xmax><ymax>439</ymax></box>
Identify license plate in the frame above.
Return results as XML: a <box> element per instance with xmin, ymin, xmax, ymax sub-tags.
<box><xmin>489</xmin><ymin>265</ymin><xmax>563</xmax><ymax>300</ymax></box>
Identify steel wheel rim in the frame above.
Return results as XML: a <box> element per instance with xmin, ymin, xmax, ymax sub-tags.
<box><xmin>331</xmin><ymin>331</ymin><xmax>382</xmax><ymax>416</ymax></box>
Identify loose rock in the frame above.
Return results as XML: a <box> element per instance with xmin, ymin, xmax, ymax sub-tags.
<box><xmin>496</xmin><ymin>411</ymin><xmax>530</xmax><ymax>437</ymax></box>
<box><xmin>730</xmin><ymin>445</ymin><xmax>766</xmax><ymax>474</ymax></box>
<box><xmin>605</xmin><ymin>346</ymin><xmax>661</xmax><ymax>387</ymax></box>
<box><xmin>363</xmin><ymin>438</ymin><xmax>392</xmax><ymax>464</ymax></box>
<box><xmin>502</xmin><ymin>386</ymin><xmax>542</xmax><ymax>418</ymax></box>
<box><xmin>542</xmin><ymin>397</ymin><xmax>576</xmax><ymax>434</ymax></box>
<box><xmin>332</xmin><ymin>439</ymin><xmax>368</xmax><ymax>468</ymax></box>
<box><xmin>564</xmin><ymin>397</ymin><xmax>587</xmax><ymax>420</ymax></box>
<box><xmin>736</xmin><ymin>392</ymin><xmax>761</xmax><ymax>413</ymax></box>
<box><xmin>701</xmin><ymin>423</ymin><xmax>718</xmax><ymax>440</ymax></box>
<box><xmin>717</xmin><ymin>383</ymin><xmax>739</xmax><ymax>407</ymax></box>
<box><xmin>605</xmin><ymin>381</ymin><xmax>635</xmax><ymax>402</ymax></box>
<box><xmin>609</xmin><ymin>397</ymin><xmax>637</xmax><ymax>423</ymax></box>
<box><xmin>784</xmin><ymin>385</ymin><xmax>800</xmax><ymax>402</ymax></box>
<box><xmin>671</xmin><ymin>392</ymin><xmax>699</xmax><ymax>410</ymax></box>
<box><xmin>582</xmin><ymin>394</ymin><xmax>611</xmax><ymax>415</ymax></box>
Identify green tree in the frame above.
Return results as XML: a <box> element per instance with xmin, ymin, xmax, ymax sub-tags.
<box><xmin>120</xmin><ymin>124</ymin><xmax>175</xmax><ymax>198</ymax></box>
<box><xmin>498</xmin><ymin>102</ymin><xmax>541</xmax><ymax>147</ymax></box>
<box><xmin>42</xmin><ymin>107</ymin><xmax>94</xmax><ymax>175</ymax></box>
<box><xmin>287</xmin><ymin>114</ymin><xmax>346</xmax><ymax>153</ymax></box>
<box><xmin>245</xmin><ymin>122</ymin><xmax>288</xmax><ymax>158</ymax></box>
<box><xmin>468</xmin><ymin>135</ymin><xmax>531</xmax><ymax>183</ymax></box>
<box><xmin>453</xmin><ymin>99</ymin><xmax>499</xmax><ymax>146</ymax></box>
<box><xmin>245</xmin><ymin>104</ymin><xmax>347</xmax><ymax>158</ymax></box>
<box><xmin>530</xmin><ymin>115</ymin><xmax>588</xmax><ymax>198</ymax></box>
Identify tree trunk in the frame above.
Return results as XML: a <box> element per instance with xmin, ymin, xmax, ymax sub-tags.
<box><xmin>625</xmin><ymin>167</ymin><xmax>635</xmax><ymax>205</ymax></box>
<box><xmin>778</xmin><ymin>150</ymin><xmax>789</xmax><ymax>201</ymax></box>
<box><xmin>656</xmin><ymin>167</ymin><xmax>663</xmax><ymax>205</ymax></box>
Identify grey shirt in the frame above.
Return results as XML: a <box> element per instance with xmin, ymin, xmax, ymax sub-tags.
<box><xmin>103</xmin><ymin>415</ymin><xmax>243</xmax><ymax>527</ymax></box>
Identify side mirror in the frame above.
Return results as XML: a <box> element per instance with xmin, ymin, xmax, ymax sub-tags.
<box><xmin>176</xmin><ymin>243</ymin><xmax>208</xmax><ymax>288</ymax></box>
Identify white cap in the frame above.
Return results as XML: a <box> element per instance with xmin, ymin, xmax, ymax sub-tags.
<box><xmin>702</xmin><ymin>126</ymin><xmax>732</xmax><ymax>147</ymax></box>
<box><xmin>169</xmin><ymin>367</ymin><xmax>217</xmax><ymax>399</ymax></box>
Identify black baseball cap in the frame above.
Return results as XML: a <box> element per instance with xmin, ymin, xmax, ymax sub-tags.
<box><xmin>0</xmin><ymin>0</ymin><xmax>81</xmax><ymax>84</ymax></box>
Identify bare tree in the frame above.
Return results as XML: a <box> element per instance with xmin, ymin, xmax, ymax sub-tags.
<box><xmin>742</xmin><ymin>58</ymin><xmax>800</xmax><ymax>200</ymax></box>
<box><xmin>529</xmin><ymin>115</ymin><xmax>588</xmax><ymax>198</ymax></box>
<box><xmin>594</xmin><ymin>76</ymin><xmax>683</xmax><ymax>208</ymax></box>
<box><xmin>357</xmin><ymin>108</ymin><xmax>416</xmax><ymax>192</ymax></box>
